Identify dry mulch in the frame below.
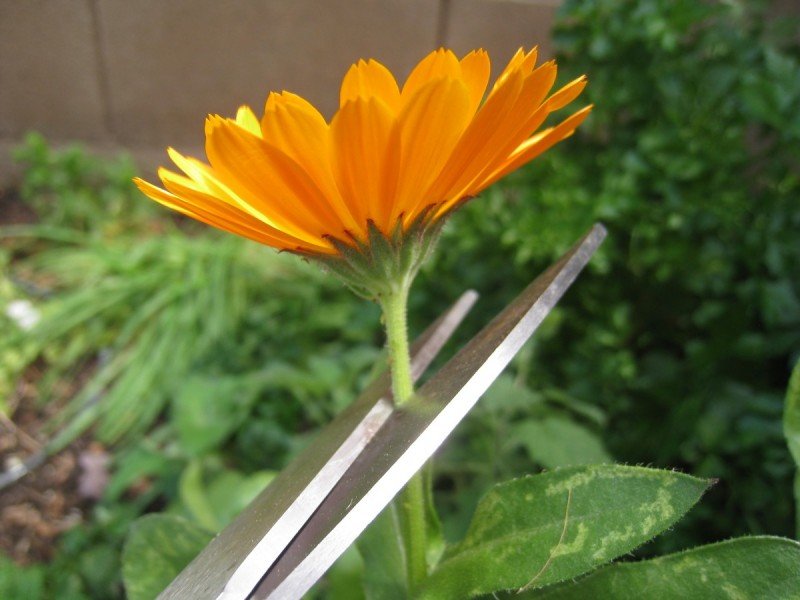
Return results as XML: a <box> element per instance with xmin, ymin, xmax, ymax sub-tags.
<box><xmin>0</xmin><ymin>364</ymin><xmax>104</xmax><ymax>564</ymax></box>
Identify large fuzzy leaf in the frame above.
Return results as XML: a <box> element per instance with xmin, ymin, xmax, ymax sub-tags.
<box><xmin>532</xmin><ymin>537</ymin><xmax>800</xmax><ymax>599</ymax></box>
<box><xmin>417</xmin><ymin>465</ymin><xmax>710</xmax><ymax>599</ymax></box>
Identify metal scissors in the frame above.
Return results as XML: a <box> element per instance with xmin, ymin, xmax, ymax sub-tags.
<box><xmin>159</xmin><ymin>224</ymin><xmax>606</xmax><ymax>600</ymax></box>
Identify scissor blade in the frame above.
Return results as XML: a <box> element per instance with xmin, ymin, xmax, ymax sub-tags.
<box><xmin>252</xmin><ymin>224</ymin><xmax>606</xmax><ymax>599</ymax></box>
<box><xmin>158</xmin><ymin>290</ymin><xmax>478</xmax><ymax>600</ymax></box>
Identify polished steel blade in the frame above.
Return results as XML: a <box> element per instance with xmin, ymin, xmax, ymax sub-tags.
<box><xmin>253</xmin><ymin>224</ymin><xmax>606</xmax><ymax>599</ymax></box>
<box><xmin>158</xmin><ymin>290</ymin><xmax>478</xmax><ymax>600</ymax></box>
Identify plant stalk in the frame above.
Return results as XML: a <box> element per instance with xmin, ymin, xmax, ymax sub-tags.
<box><xmin>381</xmin><ymin>282</ymin><xmax>414</xmax><ymax>407</ymax></box>
<box><xmin>380</xmin><ymin>281</ymin><xmax>428</xmax><ymax>591</ymax></box>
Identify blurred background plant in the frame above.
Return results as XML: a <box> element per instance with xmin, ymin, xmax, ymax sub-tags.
<box><xmin>0</xmin><ymin>0</ymin><xmax>798</xmax><ymax>598</ymax></box>
<box><xmin>426</xmin><ymin>0</ymin><xmax>800</xmax><ymax>554</ymax></box>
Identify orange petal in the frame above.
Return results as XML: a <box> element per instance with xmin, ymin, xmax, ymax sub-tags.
<box><xmin>154</xmin><ymin>174</ymin><xmax>329</xmax><ymax>252</ymax></box>
<box><xmin>401</xmin><ymin>49</ymin><xmax>461</xmax><ymax>103</ymax></box>
<box><xmin>424</xmin><ymin>68</ymin><xmax>525</xmax><ymax>207</ymax></box>
<box><xmin>459</xmin><ymin>49</ymin><xmax>491</xmax><ymax>115</ymax></box>
<box><xmin>524</xmin><ymin>61</ymin><xmax>558</xmax><ymax>109</ymax></box>
<box><xmin>261</xmin><ymin>101</ymin><xmax>363</xmax><ymax>237</ymax></box>
<box><xmin>492</xmin><ymin>47</ymin><xmax>538</xmax><ymax>92</ymax></box>
<box><xmin>546</xmin><ymin>75</ymin><xmax>588</xmax><ymax>111</ymax></box>
<box><xmin>167</xmin><ymin>148</ymin><xmax>245</xmax><ymax>202</ymax></box>
<box><xmin>393</xmin><ymin>77</ymin><xmax>472</xmax><ymax>225</ymax></box>
<box><xmin>135</xmin><ymin>178</ymin><xmax>332</xmax><ymax>253</ymax></box>
<box><xmin>447</xmin><ymin>62</ymin><xmax>558</xmax><ymax>199</ymax></box>
<box><xmin>340</xmin><ymin>59</ymin><xmax>401</xmax><ymax>113</ymax></box>
<box><xmin>264</xmin><ymin>91</ymin><xmax>322</xmax><ymax>116</ymax></box>
<box><xmin>330</xmin><ymin>97</ymin><xmax>399</xmax><ymax>233</ymax></box>
<box><xmin>485</xmin><ymin>68</ymin><xmax>584</xmax><ymax>171</ymax></box>
<box><xmin>165</xmin><ymin>147</ymin><xmax>285</xmax><ymax>229</ymax></box>
<box><xmin>474</xmin><ymin>105</ymin><xmax>593</xmax><ymax>193</ymax></box>
<box><xmin>205</xmin><ymin>116</ymin><xmax>342</xmax><ymax>242</ymax></box>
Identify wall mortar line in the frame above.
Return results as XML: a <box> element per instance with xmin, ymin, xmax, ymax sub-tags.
<box><xmin>435</xmin><ymin>0</ymin><xmax>452</xmax><ymax>47</ymax></box>
<box><xmin>88</xmin><ymin>0</ymin><xmax>115</xmax><ymax>142</ymax></box>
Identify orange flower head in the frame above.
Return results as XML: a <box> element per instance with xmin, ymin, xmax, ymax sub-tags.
<box><xmin>135</xmin><ymin>47</ymin><xmax>590</xmax><ymax>296</ymax></box>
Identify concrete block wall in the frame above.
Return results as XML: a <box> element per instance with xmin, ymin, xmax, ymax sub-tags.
<box><xmin>0</xmin><ymin>0</ymin><xmax>561</xmax><ymax>184</ymax></box>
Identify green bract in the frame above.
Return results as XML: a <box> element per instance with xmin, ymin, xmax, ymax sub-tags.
<box><xmin>312</xmin><ymin>208</ymin><xmax>446</xmax><ymax>302</ymax></box>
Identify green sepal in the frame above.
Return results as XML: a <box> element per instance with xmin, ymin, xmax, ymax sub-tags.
<box><xmin>310</xmin><ymin>207</ymin><xmax>445</xmax><ymax>301</ymax></box>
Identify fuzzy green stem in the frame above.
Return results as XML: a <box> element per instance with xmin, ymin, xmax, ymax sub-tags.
<box><xmin>381</xmin><ymin>282</ymin><xmax>414</xmax><ymax>406</ymax></box>
<box><xmin>380</xmin><ymin>282</ymin><xmax>428</xmax><ymax>590</ymax></box>
<box><xmin>399</xmin><ymin>471</ymin><xmax>427</xmax><ymax>591</ymax></box>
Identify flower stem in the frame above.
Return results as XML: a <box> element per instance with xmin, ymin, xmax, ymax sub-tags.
<box><xmin>398</xmin><ymin>471</ymin><xmax>427</xmax><ymax>591</ymax></box>
<box><xmin>381</xmin><ymin>284</ymin><xmax>414</xmax><ymax>407</ymax></box>
<box><xmin>380</xmin><ymin>282</ymin><xmax>428</xmax><ymax>591</ymax></box>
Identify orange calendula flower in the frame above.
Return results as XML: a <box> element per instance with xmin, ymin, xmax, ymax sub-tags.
<box><xmin>135</xmin><ymin>47</ymin><xmax>590</xmax><ymax>297</ymax></box>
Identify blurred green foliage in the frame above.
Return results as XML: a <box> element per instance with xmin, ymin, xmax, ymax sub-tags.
<box><xmin>552</xmin><ymin>0</ymin><xmax>800</xmax><ymax>551</ymax></box>
<box><xmin>786</xmin><ymin>358</ymin><xmax>800</xmax><ymax>536</ymax></box>
<box><xmin>0</xmin><ymin>503</ymin><xmax>138</xmax><ymax>599</ymax></box>
<box><xmin>12</xmin><ymin>132</ymin><xmax>150</xmax><ymax>233</ymax></box>
<box><xmin>1</xmin><ymin>0</ymin><xmax>799</xmax><ymax>597</ymax></box>
<box><xmin>3</xmin><ymin>226</ymin><xmax>376</xmax><ymax>449</ymax></box>
<box><xmin>426</xmin><ymin>0</ymin><xmax>800</xmax><ymax>553</ymax></box>
<box><xmin>1</xmin><ymin>140</ymin><xmax>384</xmax><ymax>598</ymax></box>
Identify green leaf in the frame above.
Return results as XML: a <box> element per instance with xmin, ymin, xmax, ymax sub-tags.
<box><xmin>178</xmin><ymin>460</ymin><xmax>275</xmax><ymax>532</ymax></box>
<box><xmin>785</xmin><ymin>358</ymin><xmax>800</xmax><ymax>536</ymax></box>
<box><xmin>507</xmin><ymin>417</ymin><xmax>612</xmax><ymax>468</ymax></box>
<box><xmin>784</xmin><ymin>359</ymin><xmax>800</xmax><ymax>466</ymax></box>
<box><xmin>482</xmin><ymin>374</ymin><xmax>544</xmax><ymax>414</ymax></box>
<box><xmin>417</xmin><ymin>465</ymin><xmax>710</xmax><ymax>599</ymax></box>
<box><xmin>105</xmin><ymin>443</ymin><xmax>179</xmax><ymax>502</ymax></box>
<box><xmin>203</xmin><ymin>469</ymin><xmax>275</xmax><ymax>529</ymax></box>
<box><xmin>322</xmin><ymin>546</ymin><xmax>366</xmax><ymax>600</ymax></box>
<box><xmin>178</xmin><ymin>461</ymin><xmax>220</xmax><ymax>532</ymax></box>
<box><xmin>122</xmin><ymin>514</ymin><xmax>212</xmax><ymax>600</ymax></box>
<box><xmin>0</xmin><ymin>555</ymin><xmax>45</xmax><ymax>599</ymax></box>
<box><xmin>531</xmin><ymin>537</ymin><xmax>800</xmax><ymax>599</ymax></box>
<box><xmin>357</xmin><ymin>503</ymin><xmax>408</xmax><ymax>600</ymax></box>
<box><xmin>172</xmin><ymin>374</ymin><xmax>260</xmax><ymax>456</ymax></box>
<box><xmin>423</xmin><ymin>464</ymin><xmax>446</xmax><ymax>567</ymax></box>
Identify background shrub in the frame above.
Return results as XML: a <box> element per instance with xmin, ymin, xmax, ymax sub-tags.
<box><xmin>428</xmin><ymin>0</ymin><xmax>800</xmax><ymax>551</ymax></box>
